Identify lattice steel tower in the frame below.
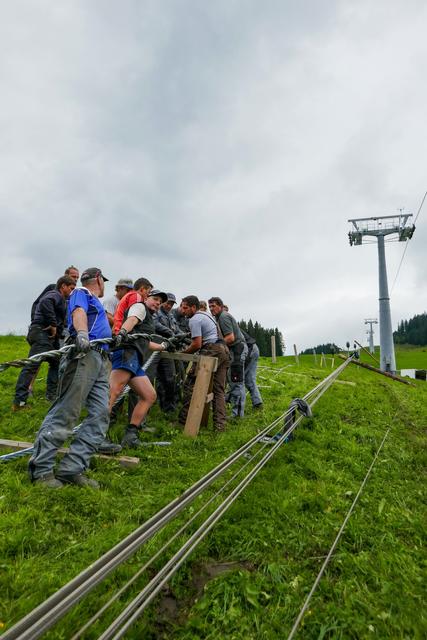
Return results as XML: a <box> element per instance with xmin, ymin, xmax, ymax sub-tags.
<box><xmin>348</xmin><ymin>214</ymin><xmax>415</xmax><ymax>373</ymax></box>
<box><xmin>364</xmin><ymin>318</ymin><xmax>378</xmax><ymax>354</ymax></box>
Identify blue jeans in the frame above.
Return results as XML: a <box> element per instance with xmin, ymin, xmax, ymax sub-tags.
<box><xmin>28</xmin><ymin>350</ymin><xmax>110</xmax><ymax>480</ymax></box>
<box><xmin>245</xmin><ymin>344</ymin><xmax>263</xmax><ymax>406</ymax></box>
<box><xmin>228</xmin><ymin>342</ymin><xmax>248</xmax><ymax>417</ymax></box>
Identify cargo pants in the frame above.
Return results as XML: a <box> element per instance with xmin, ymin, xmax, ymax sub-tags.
<box><xmin>179</xmin><ymin>342</ymin><xmax>230</xmax><ymax>431</ymax></box>
<box><xmin>28</xmin><ymin>349</ymin><xmax>110</xmax><ymax>480</ymax></box>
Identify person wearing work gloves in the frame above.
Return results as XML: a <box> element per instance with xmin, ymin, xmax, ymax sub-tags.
<box><xmin>28</xmin><ymin>267</ymin><xmax>112</xmax><ymax>489</ymax></box>
<box><xmin>108</xmin><ymin>285</ymin><xmax>172</xmax><ymax>449</ymax></box>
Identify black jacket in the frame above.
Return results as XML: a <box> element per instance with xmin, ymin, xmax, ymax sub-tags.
<box><xmin>31</xmin><ymin>290</ymin><xmax>66</xmax><ymax>333</ymax></box>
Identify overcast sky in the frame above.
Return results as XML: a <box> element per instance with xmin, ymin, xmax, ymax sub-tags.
<box><xmin>1</xmin><ymin>0</ymin><xmax>426</xmax><ymax>351</ymax></box>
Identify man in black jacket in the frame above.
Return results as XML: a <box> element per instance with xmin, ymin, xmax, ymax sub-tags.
<box><xmin>13</xmin><ymin>276</ymin><xmax>76</xmax><ymax>409</ymax></box>
<box><xmin>154</xmin><ymin>293</ymin><xmax>182</xmax><ymax>413</ymax></box>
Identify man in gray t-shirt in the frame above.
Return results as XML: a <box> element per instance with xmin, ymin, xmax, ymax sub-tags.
<box><xmin>208</xmin><ymin>297</ymin><xmax>248</xmax><ymax>418</ymax></box>
<box><xmin>178</xmin><ymin>295</ymin><xmax>230</xmax><ymax>432</ymax></box>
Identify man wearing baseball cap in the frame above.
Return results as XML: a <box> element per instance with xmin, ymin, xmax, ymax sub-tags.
<box><xmin>28</xmin><ymin>267</ymin><xmax>113</xmax><ymax>489</ymax></box>
<box><xmin>107</xmin><ymin>283</ymin><xmax>170</xmax><ymax>449</ymax></box>
<box><xmin>153</xmin><ymin>293</ymin><xmax>181</xmax><ymax>413</ymax></box>
<box><xmin>103</xmin><ymin>278</ymin><xmax>133</xmax><ymax>328</ymax></box>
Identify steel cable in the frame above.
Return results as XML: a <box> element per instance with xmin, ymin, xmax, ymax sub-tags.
<box><xmin>0</xmin><ymin>357</ymin><xmax>353</xmax><ymax>640</ymax></box>
<box><xmin>286</xmin><ymin>425</ymin><xmax>391</xmax><ymax>640</ymax></box>
<box><xmin>71</xmin><ymin>430</ymin><xmax>282</xmax><ymax>640</ymax></box>
<box><xmin>0</xmin><ymin>333</ymin><xmax>160</xmax><ymax>372</ymax></box>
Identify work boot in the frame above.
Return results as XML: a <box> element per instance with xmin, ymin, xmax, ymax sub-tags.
<box><xmin>121</xmin><ymin>425</ymin><xmax>142</xmax><ymax>448</ymax></box>
<box><xmin>57</xmin><ymin>473</ymin><xmax>100</xmax><ymax>489</ymax></box>
<box><xmin>12</xmin><ymin>401</ymin><xmax>27</xmax><ymax>411</ymax></box>
<box><xmin>97</xmin><ymin>438</ymin><xmax>122</xmax><ymax>455</ymax></box>
<box><xmin>33</xmin><ymin>473</ymin><xmax>63</xmax><ymax>489</ymax></box>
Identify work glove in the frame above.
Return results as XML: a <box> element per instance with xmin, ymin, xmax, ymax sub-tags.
<box><xmin>113</xmin><ymin>328</ymin><xmax>128</xmax><ymax>348</ymax></box>
<box><xmin>160</xmin><ymin>340</ymin><xmax>176</xmax><ymax>353</ymax></box>
<box><xmin>75</xmin><ymin>330</ymin><xmax>90</xmax><ymax>354</ymax></box>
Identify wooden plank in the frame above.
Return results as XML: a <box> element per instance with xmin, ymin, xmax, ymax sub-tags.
<box><xmin>0</xmin><ymin>439</ymin><xmax>140</xmax><ymax>467</ymax></box>
<box><xmin>201</xmin><ymin>376</ymin><xmax>214</xmax><ymax>427</ymax></box>
<box><xmin>160</xmin><ymin>352</ymin><xmax>200</xmax><ymax>364</ymax></box>
<box><xmin>184</xmin><ymin>355</ymin><xmax>216</xmax><ymax>437</ymax></box>
<box><xmin>160</xmin><ymin>351</ymin><xmax>218</xmax><ymax>372</ymax></box>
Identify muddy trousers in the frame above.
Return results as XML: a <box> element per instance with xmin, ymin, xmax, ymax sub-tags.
<box><xmin>28</xmin><ymin>350</ymin><xmax>110</xmax><ymax>480</ymax></box>
<box><xmin>179</xmin><ymin>342</ymin><xmax>230</xmax><ymax>431</ymax></box>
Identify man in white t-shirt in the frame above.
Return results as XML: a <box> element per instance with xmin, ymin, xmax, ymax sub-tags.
<box><xmin>103</xmin><ymin>278</ymin><xmax>133</xmax><ymax>327</ymax></box>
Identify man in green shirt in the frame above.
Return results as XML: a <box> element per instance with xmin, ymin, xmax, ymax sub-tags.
<box><xmin>208</xmin><ymin>297</ymin><xmax>248</xmax><ymax>418</ymax></box>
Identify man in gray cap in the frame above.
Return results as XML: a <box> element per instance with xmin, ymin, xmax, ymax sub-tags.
<box><xmin>28</xmin><ymin>267</ymin><xmax>112</xmax><ymax>489</ymax></box>
<box><xmin>103</xmin><ymin>278</ymin><xmax>133</xmax><ymax>328</ymax></box>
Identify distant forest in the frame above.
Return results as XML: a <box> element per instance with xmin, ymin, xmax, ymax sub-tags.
<box><xmin>393</xmin><ymin>313</ymin><xmax>427</xmax><ymax>346</ymax></box>
<box><xmin>300</xmin><ymin>343</ymin><xmax>341</xmax><ymax>355</ymax></box>
<box><xmin>239</xmin><ymin>319</ymin><xmax>284</xmax><ymax>357</ymax></box>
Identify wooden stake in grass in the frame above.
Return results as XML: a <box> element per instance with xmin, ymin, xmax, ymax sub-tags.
<box><xmin>271</xmin><ymin>335</ymin><xmax>277</xmax><ymax>364</ymax></box>
<box><xmin>184</xmin><ymin>355</ymin><xmax>217</xmax><ymax>437</ymax></box>
<box><xmin>293</xmin><ymin>344</ymin><xmax>299</xmax><ymax>365</ymax></box>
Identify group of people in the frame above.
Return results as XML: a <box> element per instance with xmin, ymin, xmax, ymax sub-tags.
<box><xmin>13</xmin><ymin>265</ymin><xmax>263</xmax><ymax>489</ymax></box>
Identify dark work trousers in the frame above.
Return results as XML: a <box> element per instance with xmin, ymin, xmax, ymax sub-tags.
<box><xmin>179</xmin><ymin>342</ymin><xmax>230</xmax><ymax>431</ymax></box>
<box><xmin>14</xmin><ymin>326</ymin><xmax>59</xmax><ymax>404</ymax></box>
<box><xmin>156</xmin><ymin>357</ymin><xmax>176</xmax><ymax>412</ymax></box>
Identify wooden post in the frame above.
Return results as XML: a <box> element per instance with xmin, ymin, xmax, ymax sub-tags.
<box><xmin>184</xmin><ymin>355</ymin><xmax>217</xmax><ymax>437</ymax></box>
<box><xmin>293</xmin><ymin>344</ymin><xmax>299</xmax><ymax>365</ymax></box>
<box><xmin>320</xmin><ymin>352</ymin><xmax>326</xmax><ymax>367</ymax></box>
<box><xmin>312</xmin><ymin>349</ymin><xmax>317</xmax><ymax>365</ymax></box>
<box><xmin>271</xmin><ymin>335</ymin><xmax>277</xmax><ymax>364</ymax></box>
<box><xmin>200</xmin><ymin>374</ymin><xmax>214</xmax><ymax>427</ymax></box>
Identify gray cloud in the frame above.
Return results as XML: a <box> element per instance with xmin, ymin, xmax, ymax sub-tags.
<box><xmin>1</xmin><ymin>0</ymin><xmax>426</xmax><ymax>351</ymax></box>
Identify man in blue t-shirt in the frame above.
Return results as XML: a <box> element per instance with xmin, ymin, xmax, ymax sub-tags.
<box><xmin>29</xmin><ymin>267</ymin><xmax>115</xmax><ymax>489</ymax></box>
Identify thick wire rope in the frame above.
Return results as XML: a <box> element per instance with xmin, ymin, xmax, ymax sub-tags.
<box><xmin>0</xmin><ymin>358</ymin><xmax>352</xmax><ymax>640</ymax></box>
<box><xmin>70</xmin><ymin>428</ymin><xmax>285</xmax><ymax>640</ymax></box>
<box><xmin>390</xmin><ymin>190</ymin><xmax>426</xmax><ymax>293</ymax></box>
<box><xmin>0</xmin><ymin>333</ymin><xmax>162</xmax><ymax>372</ymax></box>
<box><xmin>93</xmin><ymin>363</ymin><xmax>353</xmax><ymax>639</ymax></box>
<box><xmin>286</xmin><ymin>426</ymin><xmax>391</xmax><ymax>640</ymax></box>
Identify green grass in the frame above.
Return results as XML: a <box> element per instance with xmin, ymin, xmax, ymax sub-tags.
<box><xmin>0</xmin><ymin>337</ymin><xmax>426</xmax><ymax>639</ymax></box>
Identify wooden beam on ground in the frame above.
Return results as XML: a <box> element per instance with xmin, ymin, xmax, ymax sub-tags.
<box><xmin>0</xmin><ymin>439</ymin><xmax>140</xmax><ymax>467</ymax></box>
<box><xmin>184</xmin><ymin>355</ymin><xmax>217</xmax><ymax>437</ymax></box>
<box><xmin>353</xmin><ymin>339</ymin><xmax>380</xmax><ymax>365</ymax></box>
<box><xmin>337</xmin><ymin>355</ymin><xmax>415</xmax><ymax>386</ymax></box>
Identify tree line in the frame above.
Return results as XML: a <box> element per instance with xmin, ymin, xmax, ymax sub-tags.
<box><xmin>238</xmin><ymin>319</ymin><xmax>284</xmax><ymax>357</ymax></box>
<box><xmin>300</xmin><ymin>343</ymin><xmax>341</xmax><ymax>355</ymax></box>
<box><xmin>393</xmin><ymin>313</ymin><xmax>427</xmax><ymax>346</ymax></box>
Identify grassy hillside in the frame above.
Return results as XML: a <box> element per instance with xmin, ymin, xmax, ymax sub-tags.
<box><xmin>0</xmin><ymin>336</ymin><xmax>426</xmax><ymax>639</ymax></box>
